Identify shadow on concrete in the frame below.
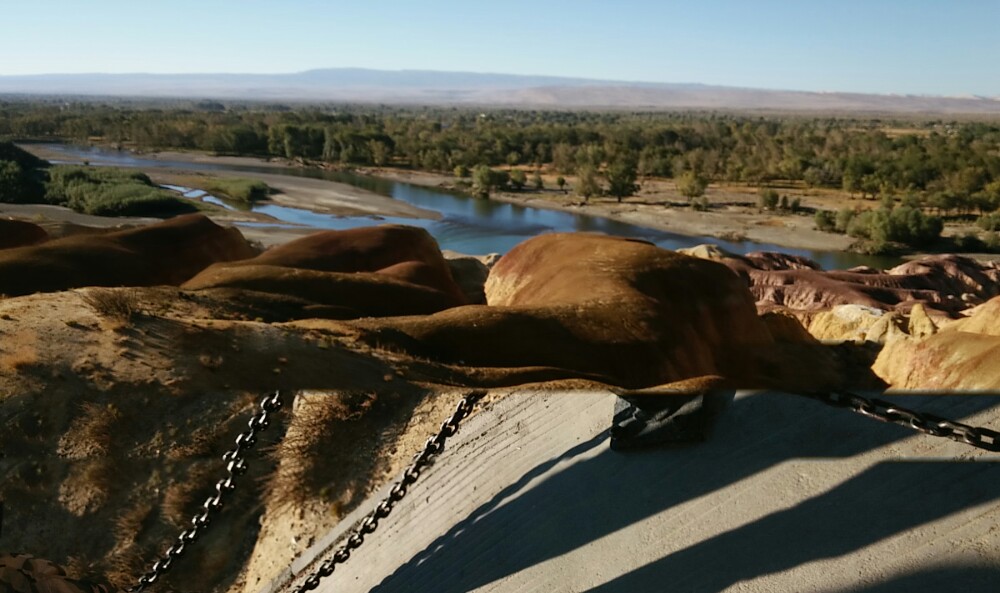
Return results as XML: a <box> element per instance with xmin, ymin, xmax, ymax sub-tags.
<box><xmin>822</xmin><ymin>563</ymin><xmax>1000</xmax><ymax>593</ymax></box>
<box><xmin>370</xmin><ymin>394</ymin><xmax>1000</xmax><ymax>593</ymax></box>
<box><xmin>583</xmin><ymin>461</ymin><xmax>1000</xmax><ymax>593</ymax></box>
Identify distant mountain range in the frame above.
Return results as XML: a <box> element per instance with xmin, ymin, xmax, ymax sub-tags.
<box><xmin>2</xmin><ymin>68</ymin><xmax>999</xmax><ymax>113</ymax></box>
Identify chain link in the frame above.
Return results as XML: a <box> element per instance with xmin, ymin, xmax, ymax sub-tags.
<box><xmin>798</xmin><ymin>391</ymin><xmax>1000</xmax><ymax>452</ymax></box>
<box><xmin>126</xmin><ymin>390</ymin><xmax>285</xmax><ymax>592</ymax></box>
<box><xmin>120</xmin><ymin>387</ymin><xmax>994</xmax><ymax>593</ymax></box>
<box><xmin>291</xmin><ymin>390</ymin><xmax>486</xmax><ymax>593</ymax></box>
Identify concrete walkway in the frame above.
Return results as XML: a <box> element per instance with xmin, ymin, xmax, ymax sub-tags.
<box><xmin>270</xmin><ymin>391</ymin><xmax>1000</xmax><ymax>593</ymax></box>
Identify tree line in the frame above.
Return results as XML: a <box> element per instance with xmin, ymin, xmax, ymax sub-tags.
<box><xmin>3</xmin><ymin>100</ymin><xmax>1000</xmax><ymax>214</ymax></box>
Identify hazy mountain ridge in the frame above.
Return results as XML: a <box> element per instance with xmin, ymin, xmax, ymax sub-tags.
<box><xmin>2</xmin><ymin>68</ymin><xmax>999</xmax><ymax>113</ymax></box>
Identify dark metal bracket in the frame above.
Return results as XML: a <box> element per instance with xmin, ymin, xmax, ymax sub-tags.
<box><xmin>610</xmin><ymin>390</ymin><xmax>734</xmax><ymax>451</ymax></box>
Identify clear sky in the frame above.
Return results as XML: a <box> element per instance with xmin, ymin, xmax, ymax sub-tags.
<box><xmin>3</xmin><ymin>0</ymin><xmax>998</xmax><ymax>96</ymax></box>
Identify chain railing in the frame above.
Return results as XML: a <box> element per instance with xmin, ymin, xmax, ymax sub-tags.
<box><xmin>122</xmin><ymin>387</ymin><xmax>998</xmax><ymax>592</ymax></box>
<box><xmin>126</xmin><ymin>390</ymin><xmax>285</xmax><ymax>592</ymax></box>
<box><xmin>798</xmin><ymin>391</ymin><xmax>1000</xmax><ymax>452</ymax></box>
<box><xmin>291</xmin><ymin>390</ymin><xmax>486</xmax><ymax>592</ymax></box>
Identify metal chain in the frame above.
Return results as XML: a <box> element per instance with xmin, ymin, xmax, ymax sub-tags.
<box><xmin>120</xmin><ymin>387</ymin><xmax>992</xmax><ymax>593</ymax></box>
<box><xmin>798</xmin><ymin>391</ymin><xmax>1000</xmax><ymax>452</ymax></box>
<box><xmin>127</xmin><ymin>390</ymin><xmax>285</xmax><ymax>592</ymax></box>
<box><xmin>292</xmin><ymin>390</ymin><xmax>486</xmax><ymax>593</ymax></box>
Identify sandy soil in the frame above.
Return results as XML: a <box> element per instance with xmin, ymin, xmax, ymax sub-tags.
<box><xmin>0</xmin><ymin>286</ymin><xmax>493</xmax><ymax>593</ymax></box>
<box><xmin>148</xmin><ymin>168</ymin><xmax>441</xmax><ymax>221</ymax></box>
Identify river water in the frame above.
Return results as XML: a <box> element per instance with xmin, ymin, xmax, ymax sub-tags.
<box><xmin>36</xmin><ymin>143</ymin><xmax>900</xmax><ymax>270</ymax></box>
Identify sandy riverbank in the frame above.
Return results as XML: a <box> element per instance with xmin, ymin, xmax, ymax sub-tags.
<box><xmin>27</xmin><ymin>144</ymin><xmax>855</xmax><ymax>252</ymax></box>
<box><xmin>355</xmin><ymin>166</ymin><xmax>856</xmax><ymax>252</ymax></box>
<box><xmin>20</xmin><ymin>145</ymin><xmax>441</xmax><ymax>221</ymax></box>
<box><xmin>18</xmin><ymin>145</ymin><xmax>999</xmax><ymax>260</ymax></box>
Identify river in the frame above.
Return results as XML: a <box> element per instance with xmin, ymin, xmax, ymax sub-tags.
<box><xmin>35</xmin><ymin>143</ymin><xmax>900</xmax><ymax>270</ymax></box>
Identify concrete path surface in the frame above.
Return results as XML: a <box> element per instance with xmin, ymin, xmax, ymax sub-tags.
<box><xmin>270</xmin><ymin>391</ymin><xmax>1000</xmax><ymax>593</ymax></box>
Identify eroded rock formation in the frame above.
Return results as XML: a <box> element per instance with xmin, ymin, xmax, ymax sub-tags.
<box><xmin>352</xmin><ymin>233</ymin><xmax>867</xmax><ymax>391</ymax></box>
<box><xmin>873</xmin><ymin>296</ymin><xmax>1000</xmax><ymax>389</ymax></box>
<box><xmin>0</xmin><ymin>214</ymin><xmax>254</xmax><ymax>296</ymax></box>
<box><xmin>183</xmin><ymin>225</ymin><xmax>468</xmax><ymax>318</ymax></box>
<box><xmin>0</xmin><ymin>218</ymin><xmax>48</xmax><ymax>250</ymax></box>
<box><xmin>681</xmin><ymin>244</ymin><xmax>1000</xmax><ymax>322</ymax></box>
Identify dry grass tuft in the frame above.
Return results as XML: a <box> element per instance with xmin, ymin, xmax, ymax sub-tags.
<box><xmin>58</xmin><ymin>402</ymin><xmax>121</xmax><ymax>459</ymax></box>
<box><xmin>80</xmin><ymin>288</ymin><xmax>142</xmax><ymax>326</ymax></box>
<box><xmin>58</xmin><ymin>458</ymin><xmax>116</xmax><ymax>516</ymax></box>
<box><xmin>161</xmin><ymin>462</ymin><xmax>215</xmax><ymax>527</ymax></box>
<box><xmin>264</xmin><ymin>391</ymin><xmax>378</xmax><ymax>510</ymax></box>
<box><xmin>106</xmin><ymin>501</ymin><xmax>155</xmax><ymax>586</ymax></box>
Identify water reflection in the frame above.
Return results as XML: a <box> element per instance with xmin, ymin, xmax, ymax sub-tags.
<box><xmin>35</xmin><ymin>143</ymin><xmax>901</xmax><ymax>269</ymax></box>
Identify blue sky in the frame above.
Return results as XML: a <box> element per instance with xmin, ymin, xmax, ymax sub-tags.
<box><xmin>3</xmin><ymin>0</ymin><xmax>998</xmax><ymax>96</ymax></box>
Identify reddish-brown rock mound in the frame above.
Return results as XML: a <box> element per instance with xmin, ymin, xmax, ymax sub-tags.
<box><xmin>183</xmin><ymin>225</ymin><xmax>467</xmax><ymax>318</ymax></box>
<box><xmin>0</xmin><ymin>214</ymin><xmax>255</xmax><ymax>296</ymax></box>
<box><xmin>689</xmin><ymin>246</ymin><xmax>1000</xmax><ymax>316</ymax></box>
<box><xmin>354</xmin><ymin>233</ymin><xmax>867</xmax><ymax>390</ymax></box>
<box><xmin>0</xmin><ymin>218</ymin><xmax>48</xmax><ymax>250</ymax></box>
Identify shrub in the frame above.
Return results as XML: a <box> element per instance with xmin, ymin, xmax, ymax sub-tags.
<box><xmin>954</xmin><ymin>232</ymin><xmax>986</xmax><ymax>252</ymax></box>
<box><xmin>677</xmin><ymin>171</ymin><xmax>708</xmax><ymax>198</ymax></box>
<box><xmin>757</xmin><ymin>188</ymin><xmax>779</xmax><ymax>210</ymax></box>
<box><xmin>471</xmin><ymin>164</ymin><xmax>509</xmax><ymax>196</ymax></box>
<box><xmin>509</xmin><ymin>169</ymin><xmax>527</xmax><ymax>191</ymax></box>
<box><xmin>852</xmin><ymin>239</ymin><xmax>904</xmax><ymax>255</ymax></box>
<box><xmin>835</xmin><ymin>207</ymin><xmax>857</xmax><ymax>233</ymax></box>
<box><xmin>845</xmin><ymin>206</ymin><xmax>943</xmax><ymax>247</ymax></box>
<box><xmin>977</xmin><ymin>213</ymin><xmax>1000</xmax><ymax>232</ymax></box>
<box><xmin>814</xmin><ymin>210</ymin><xmax>836</xmax><ymax>232</ymax></box>
<box><xmin>984</xmin><ymin>231</ymin><xmax>1000</xmax><ymax>251</ymax></box>
<box><xmin>45</xmin><ymin>165</ymin><xmax>196</xmax><ymax>216</ymax></box>
<box><xmin>80</xmin><ymin>288</ymin><xmax>142</xmax><ymax>325</ymax></box>
<box><xmin>0</xmin><ymin>143</ymin><xmax>48</xmax><ymax>204</ymax></box>
<box><xmin>202</xmin><ymin>177</ymin><xmax>270</xmax><ymax>203</ymax></box>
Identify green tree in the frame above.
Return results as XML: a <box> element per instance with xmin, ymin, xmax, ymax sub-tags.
<box><xmin>0</xmin><ymin>160</ymin><xmax>26</xmax><ymax>202</ymax></box>
<box><xmin>556</xmin><ymin>176</ymin><xmax>566</xmax><ymax>193</ymax></box>
<box><xmin>368</xmin><ymin>140</ymin><xmax>391</xmax><ymax>166</ymax></box>
<box><xmin>605</xmin><ymin>155</ymin><xmax>639</xmax><ymax>203</ymax></box>
<box><xmin>510</xmin><ymin>169</ymin><xmax>527</xmax><ymax>191</ymax></box>
<box><xmin>532</xmin><ymin>172</ymin><xmax>543</xmax><ymax>190</ymax></box>
<box><xmin>757</xmin><ymin>188</ymin><xmax>779</xmax><ymax>210</ymax></box>
<box><xmin>472</xmin><ymin>164</ymin><xmax>495</xmax><ymax>197</ymax></box>
<box><xmin>472</xmin><ymin>165</ymin><xmax>508</xmax><ymax>197</ymax></box>
<box><xmin>815</xmin><ymin>210</ymin><xmax>836</xmax><ymax>232</ymax></box>
<box><xmin>677</xmin><ymin>171</ymin><xmax>708</xmax><ymax>199</ymax></box>
<box><xmin>575</xmin><ymin>165</ymin><xmax>602</xmax><ymax>201</ymax></box>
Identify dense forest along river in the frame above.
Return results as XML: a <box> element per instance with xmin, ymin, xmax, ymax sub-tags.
<box><xmin>40</xmin><ymin>143</ymin><xmax>901</xmax><ymax>270</ymax></box>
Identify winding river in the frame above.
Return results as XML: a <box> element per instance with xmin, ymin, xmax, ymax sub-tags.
<box><xmin>37</xmin><ymin>143</ymin><xmax>900</xmax><ymax>270</ymax></box>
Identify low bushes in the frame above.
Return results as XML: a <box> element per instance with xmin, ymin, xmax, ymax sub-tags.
<box><xmin>815</xmin><ymin>204</ymin><xmax>943</xmax><ymax>251</ymax></box>
<box><xmin>201</xmin><ymin>177</ymin><xmax>270</xmax><ymax>203</ymax></box>
<box><xmin>45</xmin><ymin>165</ymin><xmax>196</xmax><ymax>216</ymax></box>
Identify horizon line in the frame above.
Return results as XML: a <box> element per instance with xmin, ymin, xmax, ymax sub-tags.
<box><xmin>1</xmin><ymin>67</ymin><xmax>997</xmax><ymax>100</ymax></box>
